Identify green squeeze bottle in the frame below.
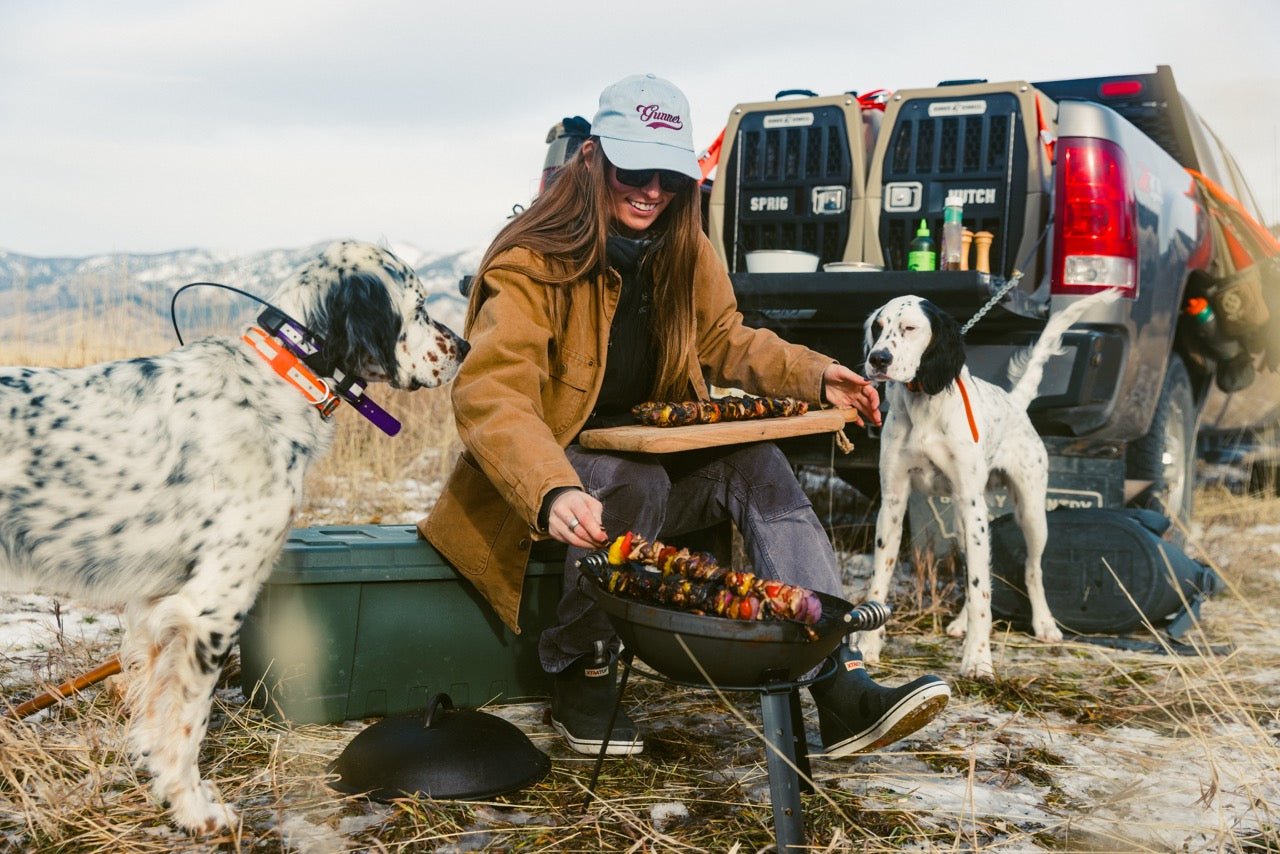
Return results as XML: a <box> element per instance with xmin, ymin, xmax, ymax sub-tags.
<box><xmin>907</xmin><ymin>219</ymin><xmax>936</xmax><ymax>271</ymax></box>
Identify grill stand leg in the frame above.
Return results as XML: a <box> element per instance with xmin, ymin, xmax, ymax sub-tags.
<box><xmin>582</xmin><ymin>655</ymin><xmax>814</xmax><ymax>853</ymax></box>
<box><xmin>760</xmin><ymin>684</ymin><xmax>807</xmax><ymax>852</ymax></box>
<box><xmin>583</xmin><ymin>649</ymin><xmax>633</xmax><ymax>808</ymax></box>
<box><xmin>789</xmin><ymin>686</ymin><xmax>814</xmax><ymax>795</ymax></box>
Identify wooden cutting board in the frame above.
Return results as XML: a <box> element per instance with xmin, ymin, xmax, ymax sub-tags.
<box><xmin>578</xmin><ymin>408</ymin><xmax>863</xmax><ymax>454</ymax></box>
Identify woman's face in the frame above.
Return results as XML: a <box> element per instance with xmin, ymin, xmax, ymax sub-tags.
<box><xmin>604</xmin><ymin>162</ymin><xmax>679</xmax><ymax>237</ymax></box>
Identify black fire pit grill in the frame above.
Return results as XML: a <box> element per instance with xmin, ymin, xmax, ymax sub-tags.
<box><xmin>582</xmin><ymin>575</ymin><xmax>857</xmax><ymax>686</ymax></box>
<box><xmin>576</xmin><ymin>551</ymin><xmax>891</xmax><ymax>853</ymax></box>
<box><xmin>576</xmin><ymin>550</ymin><xmax>886</xmax><ymax>687</ymax></box>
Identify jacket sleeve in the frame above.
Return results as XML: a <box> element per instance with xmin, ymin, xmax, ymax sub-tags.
<box><xmin>450</xmin><ymin>250</ymin><xmax>582</xmax><ymax>527</ymax></box>
<box><xmin>691</xmin><ymin>234</ymin><xmax>833</xmax><ymax>399</ymax></box>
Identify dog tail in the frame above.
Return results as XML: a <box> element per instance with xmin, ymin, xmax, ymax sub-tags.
<box><xmin>1007</xmin><ymin>289</ymin><xmax>1121</xmax><ymax>411</ymax></box>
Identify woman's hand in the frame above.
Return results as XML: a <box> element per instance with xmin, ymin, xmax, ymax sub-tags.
<box><xmin>822</xmin><ymin>363</ymin><xmax>882</xmax><ymax>427</ymax></box>
<box><xmin>548</xmin><ymin>489</ymin><xmax>610</xmax><ymax>549</ymax></box>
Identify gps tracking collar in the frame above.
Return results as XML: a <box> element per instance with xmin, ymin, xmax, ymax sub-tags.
<box><xmin>253</xmin><ymin>307</ymin><xmax>402</xmax><ymax>436</ymax></box>
<box><xmin>242</xmin><ymin>326</ymin><xmax>341</xmax><ymax>419</ymax></box>
<box><xmin>168</xmin><ymin>282</ymin><xmax>402</xmax><ymax>436</ymax></box>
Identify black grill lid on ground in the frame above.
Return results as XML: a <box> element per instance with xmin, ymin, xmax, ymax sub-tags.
<box><xmin>328</xmin><ymin>693</ymin><xmax>550</xmax><ymax>802</ymax></box>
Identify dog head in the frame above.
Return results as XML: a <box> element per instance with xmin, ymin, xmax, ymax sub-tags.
<box><xmin>863</xmin><ymin>295</ymin><xmax>964</xmax><ymax>394</ymax></box>
<box><xmin>269</xmin><ymin>240</ymin><xmax>468</xmax><ymax>389</ymax></box>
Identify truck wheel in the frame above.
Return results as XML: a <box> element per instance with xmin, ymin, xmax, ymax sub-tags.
<box><xmin>1126</xmin><ymin>356</ymin><xmax>1196</xmax><ymax>538</ymax></box>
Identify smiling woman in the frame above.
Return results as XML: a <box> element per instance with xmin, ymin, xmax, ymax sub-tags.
<box><xmin>604</xmin><ymin>163</ymin><xmax>693</xmax><ymax>236</ymax></box>
<box><xmin>422</xmin><ymin>72</ymin><xmax>949</xmax><ymax>762</ymax></box>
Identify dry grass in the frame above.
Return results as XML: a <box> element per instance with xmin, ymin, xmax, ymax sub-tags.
<box><xmin>295</xmin><ymin>386</ymin><xmax>462</xmax><ymax>527</ymax></box>
<box><xmin>3</xmin><ymin>475</ymin><xmax>1278</xmax><ymax>851</ymax></box>
<box><xmin>1</xmin><ymin>306</ymin><xmax>1279</xmax><ymax>851</ymax></box>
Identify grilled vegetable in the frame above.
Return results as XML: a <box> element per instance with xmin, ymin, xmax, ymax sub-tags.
<box><xmin>606</xmin><ymin>531</ymin><xmax>635</xmax><ymax>565</ymax></box>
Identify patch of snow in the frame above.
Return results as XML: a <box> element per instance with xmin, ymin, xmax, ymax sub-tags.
<box><xmin>279</xmin><ymin>812</ymin><xmax>349</xmax><ymax>854</ymax></box>
<box><xmin>650</xmin><ymin>801</ymin><xmax>689</xmax><ymax>831</ymax></box>
<box><xmin>0</xmin><ymin>593</ymin><xmax>121</xmax><ymax>657</ymax></box>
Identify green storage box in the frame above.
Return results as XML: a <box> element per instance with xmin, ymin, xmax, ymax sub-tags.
<box><xmin>238</xmin><ymin>525</ymin><xmax>564</xmax><ymax>724</ymax></box>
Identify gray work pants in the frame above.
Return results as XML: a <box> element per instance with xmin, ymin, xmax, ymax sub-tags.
<box><xmin>538</xmin><ymin>442</ymin><xmax>843</xmax><ymax>673</ymax></box>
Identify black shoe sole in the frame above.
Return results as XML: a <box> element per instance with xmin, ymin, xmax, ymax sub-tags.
<box><xmin>821</xmin><ymin>681</ymin><xmax>951</xmax><ymax>758</ymax></box>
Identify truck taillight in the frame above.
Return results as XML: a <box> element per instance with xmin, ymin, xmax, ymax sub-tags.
<box><xmin>1051</xmin><ymin>137</ymin><xmax>1137</xmax><ymax>297</ymax></box>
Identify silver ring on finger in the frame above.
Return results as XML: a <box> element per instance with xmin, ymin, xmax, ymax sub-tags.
<box><xmin>567</xmin><ymin>517</ymin><xmax>580</xmax><ymax>532</ymax></box>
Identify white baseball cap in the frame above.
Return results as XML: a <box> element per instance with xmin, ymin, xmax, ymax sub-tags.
<box><xmin>591</xmin><ymin>73</ymin><xmax>701</xmax><ymax>180</ymax></box>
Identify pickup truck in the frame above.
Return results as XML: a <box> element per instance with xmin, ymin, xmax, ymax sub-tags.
<box><xmin>696</xmin><ymin>65</ymin><xmax>1277</xmax><ymax>540</ymax></box>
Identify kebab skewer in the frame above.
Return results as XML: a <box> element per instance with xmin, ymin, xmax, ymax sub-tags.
<box><xmin>589</xmin><ymin>531</ymin><xmax>824</xmax><ymax>626</ymax></box>
<box><xmin>631</xmin><ymin>395</ymin><xmax>809</xmax><ymax>427</ymax></box>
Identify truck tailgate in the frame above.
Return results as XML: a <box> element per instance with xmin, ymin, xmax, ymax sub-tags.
<box><xmin>731</xmin><ymin>270</ymin><xmax>1004</xmax><ymax>325</ymax></box>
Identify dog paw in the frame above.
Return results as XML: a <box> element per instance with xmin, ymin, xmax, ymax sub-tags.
<box><xmin>168</xmin><ymin>781</ymin><xmax>238</xmax><ymax>834</ymax></box>
<box><xmin>945</xmin><ymin>617</ymin><xmax>967</xmax><ymax>638</ymax></box>
<box><xmin>1032</xmin><ymin>621</ymin><xmax>1064</xmax><ymax>643</ymax></box>
<box><xmin>959</xmin><ymin>655</ymin><xmax>996</xmax><ymax>681</ymax></box>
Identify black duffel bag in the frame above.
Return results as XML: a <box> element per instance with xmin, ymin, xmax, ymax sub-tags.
<box><xmin>989</xmin><ymin>508</ymin><xmax>1221</xmax><ymax>639</ymax></box>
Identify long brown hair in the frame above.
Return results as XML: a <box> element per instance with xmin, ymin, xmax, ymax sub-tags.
<box><xmin>471</xmin><ymin>140</ymin><xmax>704</xmax><ymax>401</ymax></box>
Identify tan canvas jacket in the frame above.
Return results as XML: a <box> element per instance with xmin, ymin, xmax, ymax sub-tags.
<box><xmin>420</xmin><ymin>231</ymin><xmax>834</xmax><ymax>633</ymax></box>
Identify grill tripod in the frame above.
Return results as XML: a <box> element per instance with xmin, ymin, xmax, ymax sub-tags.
<box><xmin>584</xmin><ymin>648</ymin><xmax>838</xmax><ymax>853</ymax></box>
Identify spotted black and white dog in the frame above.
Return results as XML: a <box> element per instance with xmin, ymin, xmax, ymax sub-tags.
<box><xmin>857</xmin><ymin>291</ymin><xmax>1116</xmax><ymax>679</ymax></box>
<box><xmin>0</xmin><ymin>240</ymin><xmax>467</xmax><ymax>832</ymax></box>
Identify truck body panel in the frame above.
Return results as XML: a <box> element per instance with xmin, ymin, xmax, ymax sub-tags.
<box><xmin>1045</xmin><ymin>99</ymin><xmax>1203</xmax><ymax>439</ymax></box>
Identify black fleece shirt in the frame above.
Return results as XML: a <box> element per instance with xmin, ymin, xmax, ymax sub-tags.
<box><xmin>540</xmin><ymin>236</ymin><xmax>660</xmax><ymax>529</ymax></box>
<box><xmin>581</xmin><ymin>235</ymin><xmax>658</xmax><ymax>430</ymax></box>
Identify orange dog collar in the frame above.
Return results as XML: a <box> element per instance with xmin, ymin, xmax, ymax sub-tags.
<box><xmin>243</xmin><ymin>326</ymin><xmax>341</xmax><ymax>419</ymax></box>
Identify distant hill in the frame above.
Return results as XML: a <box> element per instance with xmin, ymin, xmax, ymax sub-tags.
<box><xmin>0</xmin><ymin>241</ymin><xmax>478</xmax><ymax>352</ymax></box>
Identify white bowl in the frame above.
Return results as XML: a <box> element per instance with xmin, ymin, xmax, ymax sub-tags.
<box><xmin>744</xmin><ymin>250</ymin><xmax>820</xmax><ymax>273</ymax></box>
<box><xmin>823</xmin><ymin>261</ymin><xmax>884</xmax><ymax>273</ymax></box>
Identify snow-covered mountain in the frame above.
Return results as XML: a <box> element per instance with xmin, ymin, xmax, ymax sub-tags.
<box><xmin>0</xmin><ymin>241</ymin><xmax>479</xmax><ymax>347</ymax></box>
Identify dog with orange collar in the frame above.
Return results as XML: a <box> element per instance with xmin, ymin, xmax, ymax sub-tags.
<box><xmin>858</xmin><ymin>290</ymin><xmax>1117</xmax><ymax>679</ymax></box>
<box><xmin>0</xmin><ymin>240</ymin><xmax>467</xmax><ymax>832</ymax></box>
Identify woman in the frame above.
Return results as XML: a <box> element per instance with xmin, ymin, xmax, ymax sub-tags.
<box><xmin>423</xmin><ymin>74</ymin><xmax>949</xmax><ymax>757</ymax></box>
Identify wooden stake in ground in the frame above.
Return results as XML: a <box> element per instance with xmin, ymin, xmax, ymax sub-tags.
<box><xmin>9</xmin><ymin>655</ymin><xmax>121</xmax><ymax>719</ymax></box>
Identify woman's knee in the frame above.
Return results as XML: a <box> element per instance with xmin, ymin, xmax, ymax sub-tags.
<box><xmin>729</xmin><ymin>442</ymin><xmax>793</xmax><ymax>473</ymax></box>
<box><xmin>578</xmin><ymin>452</ymin><xmax>671</xmax><ymax>523</ymax></box>
<box><xmin>723</xmin><ymin>443</ymin><xmax>803</xmax><ymax>490</ymax></box>
<box><xmin>725</xmin><ymin>444</ymin><xmax>813</xmax><ymax>519</ymax></box>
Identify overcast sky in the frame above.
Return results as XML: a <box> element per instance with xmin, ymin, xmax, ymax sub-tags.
<box><xmin>3</xmin><ymin>0</ymin><xmax>1278</xmax><ymax>258</ymax></box>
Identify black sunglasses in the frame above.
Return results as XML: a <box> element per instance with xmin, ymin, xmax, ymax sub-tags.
<box><xmin>613</xmin><ymin>165</ymin><xmax>693</xmax><ymax>193</ymax></box>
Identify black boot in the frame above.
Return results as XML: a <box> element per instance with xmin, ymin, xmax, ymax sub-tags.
<box><xmin>550</xmin><ymin>642</ymin><xmax>644</xmax><ymax>756</ymax></box>
<box><xmin>809</xmin><ymin>645</ymin><xmax>949</xmax><ymax>757</ymax></box>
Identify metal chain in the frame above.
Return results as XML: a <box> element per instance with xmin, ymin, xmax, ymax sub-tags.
<box><xmin>959</xmin><ymin>272</ymin><xmax>1024</xmax><ymax>336</ymax></box>
<box><xmin>958</xmin><ymin>219</ymin><xmax>1053</xmax><ymax>336</ymax></box>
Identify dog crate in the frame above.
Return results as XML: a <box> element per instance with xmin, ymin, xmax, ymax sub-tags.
<box><xmin>238</xmin><ymin>525</ymin><xmax>564</xmax><ymax>725</ymax></box>
<box><xmin>707</xmin><ymin>92</ymin><xmax>876</xmax><ymax>272</ymax></box>
<box><xmin>863</xmin><ymin>80</ymin><xmax>1055</xmax><ymax>280</ymax></box>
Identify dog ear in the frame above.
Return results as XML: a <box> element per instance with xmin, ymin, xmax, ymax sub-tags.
<box><xmin>863</xmin><ymin>307</ymin><xmax>882</xmax><ymax>357</ymax></box>
<box><xmin>915</xmin><ymin>300</ymin><xmax>965</xmax><ymax>394</ymax></box>
<box><xmin>311</xmin><ymin>270</ymin><xmax>399</xmax><ymax>378</ymax></box>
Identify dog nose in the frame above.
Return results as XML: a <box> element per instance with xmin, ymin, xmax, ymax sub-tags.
<box><xmin>868</xmin><ymin>349</ymin><xmax>892</xmax><ymax>372</ymax></box>
<box><xmin>432</xmin><ymin>320</ymin><xmax>470</xmax><ymax>361</ymax></box>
